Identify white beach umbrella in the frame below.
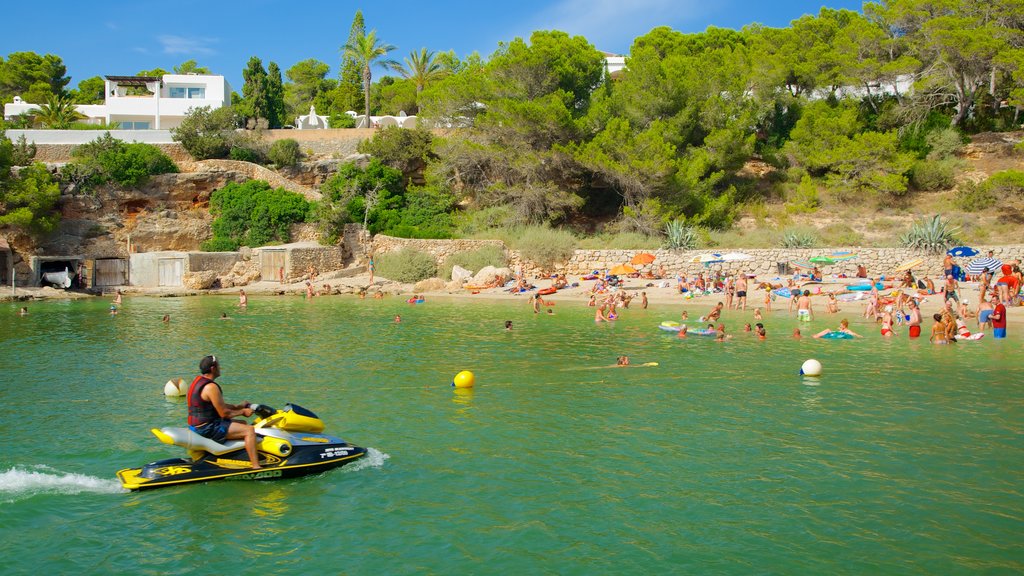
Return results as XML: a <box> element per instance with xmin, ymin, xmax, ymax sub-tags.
<box><xmin>721</xmin><ymin>252</ymin><xmax>753</xmax><ymax>262</ymax></box>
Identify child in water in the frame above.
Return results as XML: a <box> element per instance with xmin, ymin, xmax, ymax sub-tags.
<box><xmin>755</xmin><ymin>323</ymin><xmax>766</xmax><ymax>340</ymax></box>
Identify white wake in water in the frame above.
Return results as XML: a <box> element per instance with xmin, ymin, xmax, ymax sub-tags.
<box><xmin>344</xmin><ymin>447</ymin><xmax>389</xmax><ymax>473</ymax></box>
<box><xmin>0</xmin><ymin>466</ymin><xmax>125</xmax><ymax>502</ymax></box>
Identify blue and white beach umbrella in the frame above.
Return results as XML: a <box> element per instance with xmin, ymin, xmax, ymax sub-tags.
<box><xmin>965</xmin><ymin>257</ymin><xmax>1002</xmax><ymax>275</ymax></box>
<box><xmin>947</xmin><ymin>246</ymin><xmax>978</xmax><ymax>257</ymax></box>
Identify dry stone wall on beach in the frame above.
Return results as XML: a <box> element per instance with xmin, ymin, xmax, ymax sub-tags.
<box><xmin>370</xmin><ymin>236</ymin><xmax>507</xmax><ymax>265</ymax></box>
<box><xmin>368</xmin><ymin>234</ymin><xmax>1024</xmax><ymax>280</ymax></box>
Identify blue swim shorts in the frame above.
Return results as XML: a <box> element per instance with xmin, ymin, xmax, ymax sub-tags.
<box><xmin>979</xmin><ymin>310</ymin><xmax>993</xmax><ymax>324</ymax></box>
<box><xmin>993</xmin><ymin>328</ymin><xmax>1006</xmax><ymax>339</ymax></box>
<box><xmin>193</xmin><ymin>419</ymin><xmax>232</xmax><ymax>443</ymax></box>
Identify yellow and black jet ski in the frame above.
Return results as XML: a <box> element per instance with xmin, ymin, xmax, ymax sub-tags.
<box><xmin>117</xmin><ymin>403</ymin><xmax>366</xmax><ymax>491</ymax></box>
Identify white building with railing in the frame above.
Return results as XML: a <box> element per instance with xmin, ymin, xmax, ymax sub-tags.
<box><xmin>3</xmin><ymin>73</ymin><xmax>232</xmax><ymax>130</ymax></box>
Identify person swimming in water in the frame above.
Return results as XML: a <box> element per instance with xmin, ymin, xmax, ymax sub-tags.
<box><xmin>812</xmin><ymin>318</ymin><xmax>862</xmax><ymax>339</ymax></box>
<box><xmin>755</xmin><ymin>323</ymin><xmax>766</xmax><ymax>340</ymax></box>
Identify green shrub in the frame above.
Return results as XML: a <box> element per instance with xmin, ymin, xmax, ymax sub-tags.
<box><xmin>924</xmin><ymin>127</ymin><xmax>965</xmax><ymax>160</ymax></box>
<box><xmin>268</xmin><ymin>138</ymin><xmax>302</xmax><ymax>167</ymax></box>
<box><xmin>786</xmin><ymin>175</ymin><xmax>819</xmax><ymax>213</ymax></box>
<box><xmin>205</xmin><ymin>180</ymin><xmax>311</xmax><ymax>250</ymax></box>
<box><xmin>328</xmin><ymin>113</ymin><xmax>356</xmax><ymax>129</ymax></box>
<box><xmin>374</xmin><ymin>248</ymin><xmax>437</xmax><ymax>283</ymax></box>
<box><xmin>899</xmin><ymin>214</ymin><xmax>959</xmax><ymax>253</ymax></box>
<box><xmin>172</xmin><ymin>106</ymin><xmax>244</xmax><ymax>160</ymax></box>
<box><xmin>954</xmin><ymin>181</ymin><xmax>995</xmax><ymax>212</ymax></box>
<box><xmin>440</xmin><ymin>245</ymin><xmax>507</xmax><ymax>280</ymax></box>
<box><xmin>780</xmin><ymin>228</ymin><xmax>819</xmax><ymax>248</ymax></box>
<box><xmin>910</xmin><ymin>159</ymin><xmax>958</xmax><ymax>191</ymax></box>
<box><xmin>985</xmin><ymin>170</ymin><xmax>1024</xmax><ymax>197</ymax></box>
<box><xmin>66</xmin><ymin>132</ymin><xmax>178</xmax><ymax>190</ymax></box>
<box><xmin>357</xmin><ymin>127</ymin><xmax>433</xmax><ymax>175</ymax></box>
<box><xmin>229</xmin><ymin>144</ymin><xmax>265</xmax><ymax>164</ymax></box>
<box><xmin>0</xmin><ymin>162</ymin><xmax>61</xmax><ymax>235</ymax></box>
<box><xmin>200</xmin><ymin>236</ymin><xmax>242</xmax><ymax>252</ymax></box>
<box><xmin>103</xmin><ymin>143</ymin><xmax>178</xmax><ymax>187</ymax></box>
<box><xmin>511</xmin><ymin>226</ymin><xmax>577</xmax><ymax>270</ymax></box>
<box><xmin>454</xmin><ymin>205</ymin><xmax>517</xmax><ymax>236</ymax></box>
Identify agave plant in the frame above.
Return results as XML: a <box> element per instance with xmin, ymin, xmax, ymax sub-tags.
<box><xmin>900</xmin><ymin>214</ymin><xmax>960</xmax><ymax>253</ymax></box>
<box><xmin>664</xmin><ymin>220</ymin><xmax>698</xmax><ymax>250</ymax></box>
<box><xmin>780</xmin><ymin>229</ymin><xmax>818</xmax><ymax>248</ymax></box>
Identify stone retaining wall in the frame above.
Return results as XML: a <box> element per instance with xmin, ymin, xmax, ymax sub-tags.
<box><xmin>263</xmin><ymin>128</ymin><xmax>375</xmax><ymax>159</ymax></box>
<box><xmin>369</xmin><ymin>234</ymin><xmax>1024</xmax><ymax>279</ymax></box>
<box><xmin>370</xmin><ymin>235</ymin><xmax>507</xmax><ymax>266</ymax></box>
<box><xmin>30</xmin><ymin>142</ymin><xmax>191</xmax><ymax>163</ymax></box>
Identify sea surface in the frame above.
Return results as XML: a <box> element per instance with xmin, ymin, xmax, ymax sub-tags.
<box><xmin>1</xmin><ymin>295</ymin><xmax>1022</xmax><ymax>574</ymax></box>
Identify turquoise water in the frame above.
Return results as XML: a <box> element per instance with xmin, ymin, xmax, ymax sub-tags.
<box><xmin>1</xmin><ymin>295</ymin><xmax>1022</xmax><ymax>574</ymax></box>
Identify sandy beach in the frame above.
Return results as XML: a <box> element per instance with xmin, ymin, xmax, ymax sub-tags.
<box><xmin>9</xmin><ymin>266</ymin><xmax>1016</xmax><ymax>330</ymax></box>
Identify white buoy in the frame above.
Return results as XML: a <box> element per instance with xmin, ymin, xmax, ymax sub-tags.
<box><xmin>800</xmin><ymin>359</ymin><xmax>822</xmax><ymax>377</ymax></box>
<box><xmin>164</xmin><ymin>378</ymin><xmax>186</xmax><ymax>396</ymax></box>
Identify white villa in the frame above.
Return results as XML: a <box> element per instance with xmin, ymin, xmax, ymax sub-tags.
<box><xmin>3</xmin><ymin>73</ymin><xmax>232</xmax><ymax>130</ymax></box>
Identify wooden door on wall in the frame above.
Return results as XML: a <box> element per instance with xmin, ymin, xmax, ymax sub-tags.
<box><xmin>158</xmin><ymin>258</ymin><xmax>184</xmax><ymax>287</ymax></box>
<box><xmin>261</xmin><ymin>251</ymin><xmax>286</xmax><ymax>282</ymax></box>
<box><xmin>94</xmin><ymin>259</ymin><xmax>127</xmax><ymax>287</ymax></box>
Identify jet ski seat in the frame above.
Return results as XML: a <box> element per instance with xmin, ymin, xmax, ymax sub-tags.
<box><xmin>153</xmin><ymin>427</ymin><xmax>246</xmax><ymax>455</ymax></box>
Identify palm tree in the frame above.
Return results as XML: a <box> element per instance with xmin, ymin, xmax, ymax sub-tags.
<box><xmin>390</xmin><ymin>48</ymin><xmax>448</xmax><ymax>95</ymax></box>
<box><xmin>342</xmin><ymin>30</ymin><xmax>398</xmax><ymax>127</ymax></box>
<box><xmin>31</xmin><ymin>93</ymin><xmax>84</xmax><ymax>129</ymax></box>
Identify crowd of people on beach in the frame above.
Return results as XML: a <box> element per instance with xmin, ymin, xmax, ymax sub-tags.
<box><xmin>558</xmin><ymin>251</ymin><xmax>1021</xmax><ymax>347</ymax></box>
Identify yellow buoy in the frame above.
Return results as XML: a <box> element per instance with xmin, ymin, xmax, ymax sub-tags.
<box><xmin>452</xmin><ymin>370</ymin><xmax>475</xmax><ymax>389</ymax></box>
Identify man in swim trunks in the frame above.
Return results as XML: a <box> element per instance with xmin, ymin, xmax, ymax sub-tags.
<box><xmin>735</xmin><ymin>273</ymin><xmax>748</xmax><ymax>311</ymax></box>
<box><xmin>187</xmin><ymin>355</ymin><xmax>260</xmax><ymax>469</ymax></box>
<box><xmin>977</xmin><ymin>297</ymin><xmax>994</xmax><ymax>329</ymax></box>
<box><xmin>943</xmin><ymin>275</ymin><xmax>958</xmax><ymax>303</ymax></box>
<box><xmin>796</xmin><ymin>290</ymin><xmax>813</xmax><ymax>322</ymax></box>
<box><xmin>907</xmin><ymin>300</ymin><xmax>922</xmax><ymax>338</ymax></box>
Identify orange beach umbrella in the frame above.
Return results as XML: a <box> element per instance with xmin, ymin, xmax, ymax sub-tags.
<box><xmin>609</xmin><ymin>264</ymin><xmax>637</xmax><ymax>275</ymax></box>
<box><xmin>630</xmin><ymin>252</ymin><xmax>656</xmax><ymax>265</ymax></box>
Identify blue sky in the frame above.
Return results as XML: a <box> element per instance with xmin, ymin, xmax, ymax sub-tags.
<box><xmin>3</xmin><ymin>0</ymin><xmax>865</xmax><ymax>91</ymax></box>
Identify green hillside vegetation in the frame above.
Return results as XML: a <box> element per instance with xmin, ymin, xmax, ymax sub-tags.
<box><xmin>2</xmin><ymin>1</ymin><xmax>1024</xmax><ymax>249</ymax></box>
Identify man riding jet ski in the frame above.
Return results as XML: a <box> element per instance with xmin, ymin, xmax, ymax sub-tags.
<box><xmin>117</xmin><ymin>355</ymin><xmax>366</xmax><ymax>490</ymax></box>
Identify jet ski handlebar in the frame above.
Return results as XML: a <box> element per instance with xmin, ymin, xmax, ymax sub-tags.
<box><xmin>249</xmin><ymin>403</ymin><xmax>277</xmax><ymax>419</ymax></box>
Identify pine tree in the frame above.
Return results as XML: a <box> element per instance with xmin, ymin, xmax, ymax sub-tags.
<box><xmin>266</xmin><ymin>62</ymin><xmax>286</xmax><ymax>128</ymax></box>
<box><xmin>338</xmin><ymin>10</ymin><xmax>366</xmax><ymax>113</ymax></box>
<box><xmin>241</xmin><ymin>57</ymin><xmax>268</xmax><ymax>127</ymax></box>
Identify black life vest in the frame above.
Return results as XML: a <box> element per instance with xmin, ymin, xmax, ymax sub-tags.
<box><xmin>187</xmin><ymin>375</ymin><xmax>220</xmax><ymax>426</ymax></box>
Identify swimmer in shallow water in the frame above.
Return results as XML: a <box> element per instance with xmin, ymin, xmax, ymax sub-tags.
<box><xmin>812</xmin><ymin>318</ymin><xmax>862</xmax><ymax>339</ymax></box>
<box><xmin>755</xmin><ymin>323</ymin><xmax>766</xmax><ymax>340</ymax></box>
<box><xmin>505</xmin><ymin>320</ymin><xmax>513</xmax><ymax>331</ymax></box>
<box><xmin>18</xmin><ymin>307</ymin><xmax>28</xmax><ymax>316</ymax></box>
